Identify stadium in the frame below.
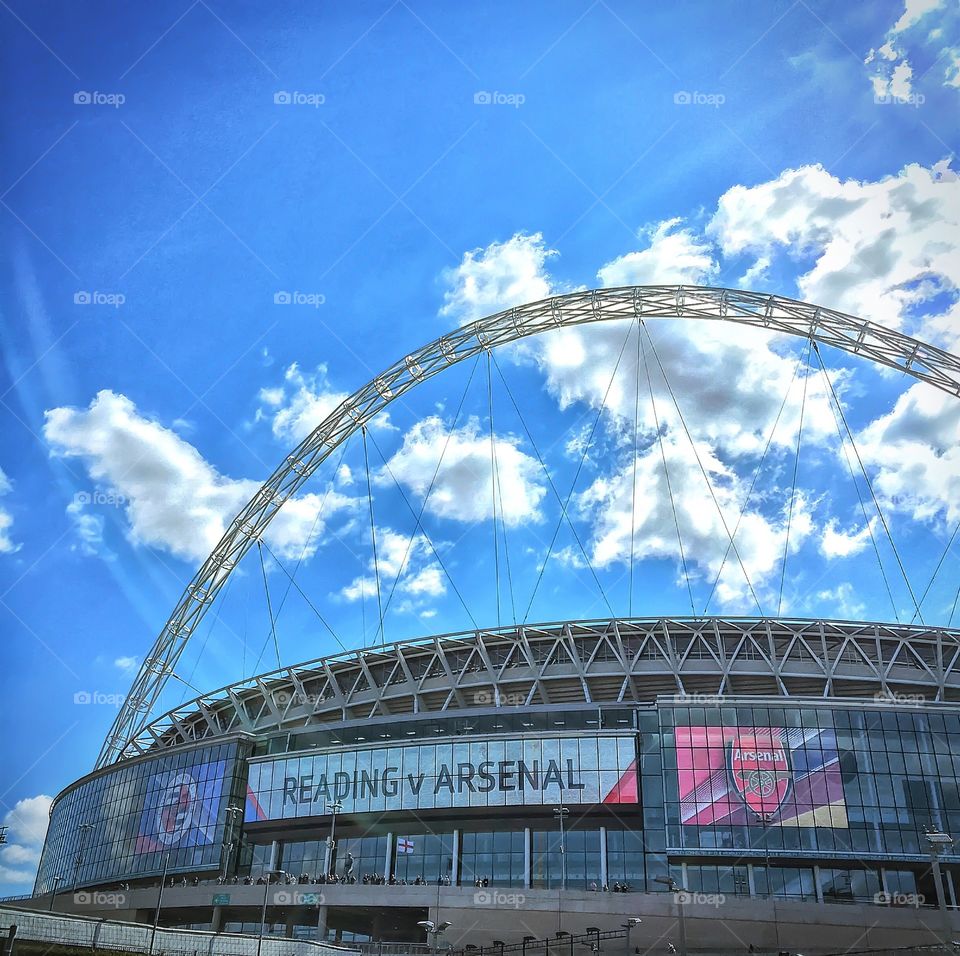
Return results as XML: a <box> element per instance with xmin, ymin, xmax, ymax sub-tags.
<box><xmin>23</xmin><ymin>288</ymin><xmax>960</xmax><ymax>953</ymax></box>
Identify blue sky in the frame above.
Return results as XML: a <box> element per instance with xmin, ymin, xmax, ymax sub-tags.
<box><xmin>1</xmin><ymin>0</ymin><xmax>959</xmax><ymax>892</ymax></box>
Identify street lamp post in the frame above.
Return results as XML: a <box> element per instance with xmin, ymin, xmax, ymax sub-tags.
<box><xmin>620</xmin><ymin>917</ymin><xmax>641</xmax><ymax>956</ymax></box>
<box><xmin>417</xmin><ymin>919</ymin><xmax>452</xmax><ymax>954</ymax></box>
<box><xmin>47</xmin><ymin>876</ymin><xmax>63</xmax><ymax>912</ymax></box>
<box><xmin>222</xmin><ymin>805</ymin><xmax>244</xmax><ymax>881</ymax></box>
<box><xmin>325</xmin><ymin>801</ymin><xmax>343</xmax><ymax>878</ymax></box>
<box><xmin>552</xmin><ymin>807</ymin><xmax>569</xmax><ymax>891</ymax></box>
<box><xmin>148</xmin><ymin>850</ymin><xmax>171</xmax><ymax>956</ymax></box>
<box><xmin>72</xmin><ymin>823</ymin><xmax>94</xmax><ymax>889</ymax></box>
<box><xmin>654</xmin><ymin>876</ymin><xmax>688</xmax><ymax>956</ymax></box>
<box><xmin>257</xmin><ymin>869</ymin><xmax>287</xmax><ymax>956</ymax></box>
<box><xmin>924</xmin><ymin>827</ymin><xmax>955</xmax><ymax>947</ymax></box>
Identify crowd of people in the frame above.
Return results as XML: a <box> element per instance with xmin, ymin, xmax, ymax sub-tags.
<box><xmin>114</xmin><ymin>872</ymin><xmax>634</xmax><ymax>892</ymax></box>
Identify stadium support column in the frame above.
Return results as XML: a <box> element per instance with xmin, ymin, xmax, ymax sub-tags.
<box><xmin>384</xmin><ymin>832</ymin><xmax>394</xmax><ymax>882</ymax></box>
<box><xmin>452</xmin><ymin>830</ymin><xmax>460</xmax><ymax>886</ymax></box>
<box><xmin>524</xmin><ymin>828</ymin><xmax>531</xmax><ymax>889</ymax></box>
<box><xmin>317</xmin><ymin>904</ymin><xmax>328</xmax><ymax>940</ymax></box>
<box><xmin>599</xmin><ymin>827</ymin><xmax>608</xmax><ymax>890</ymax></box>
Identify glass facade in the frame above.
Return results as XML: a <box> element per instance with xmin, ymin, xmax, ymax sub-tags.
<box><xmin>391</xmin><ymin>831</ymin><xmax>455</xmax><ymax>883</ymax></box>
<box><xmin>35</xmin><ymin>699</ymin><xmax>960</xmax><ymax>910</ymax></box>
<box><xmin>35</xmin><ymin>742</ymin><xmax>242</xmax><ymax>894</ymax></box>
<box><xmin>279</xmin><ymin>834</ymin><xmax>390</xmax><ymax>881</ymax></box>
<box><xmin>459</xmin><ymin>830</ymin><xmax>525</xmax><ymax>887</ymax></box>
<box><xmin>657</xmin><ymin>704</ymin><xmax>960</xmax><ymax>861</ymax></box>
<box><xmin>531</xmin><ymin>828</ymin><xmax>603</xmax><ymax>889</ymax></box>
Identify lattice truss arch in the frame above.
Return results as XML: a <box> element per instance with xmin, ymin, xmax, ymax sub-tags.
<box><xmin>128</xmin><ymin>617</ymin><xmax>960</xmax><ymax>757</ymax></box>
<box><xmin>99</xmin><ymin>285</ymin><xmax>960</xmax><ymax>768</ymax></box>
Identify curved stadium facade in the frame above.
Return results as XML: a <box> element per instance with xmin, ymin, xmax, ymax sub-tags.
<box><xmin>33</xmin><ymin>616</ymin><xmax>960</xmax><ymax>949</ymax></box>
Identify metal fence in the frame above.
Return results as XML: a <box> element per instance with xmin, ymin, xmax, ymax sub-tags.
<box><xmin>0</xmin><ymin>905</ymin><xmax>358</xmax><ymax>955</ymax></box>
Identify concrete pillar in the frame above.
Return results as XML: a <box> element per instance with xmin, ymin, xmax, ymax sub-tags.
<box><xmin>211</xmin><ymin>905</ymin><xmax>224</xmax><ymax>932</ymax></box>
<box><xmin>524</xmin><ymin>827</ymin><xmax>531</xmax><ymax>889</ymax></box>
<box><xmin>452</xmin><ymin>829</ymin><xmax>461</xmax><ymax>886</ymax></box>
<box><xmin>813</xmin><ymin>865</ymin><xmax>824</xmax><ymax>903</ymax></box>
<box><xmin>269</xmin><ymin>840</ymin><xmax>281</xmax><ymax>871</ymax></box>
<box><xmin>747</xmin><ymin>864</ymin><xmax>756</xmax><ymax>898</ymax></box>
<box><xmin>285</xmin><ymin>911</ymin><xmax>295</xmax><ymax>936</ymax></box>
<box><xmin>384</xmin><ymin>832</ymin><xmax>394</xmax><ymax>881</ymax></box>
<box><xmin>599</xmin><ymin>827</ymin><xmax>608</xmax><ymax>890</ymax></box>
<box><xmin>317</xmin><ymin>904</ymin><xmax>329</xmax><ymax>940</ymax></box>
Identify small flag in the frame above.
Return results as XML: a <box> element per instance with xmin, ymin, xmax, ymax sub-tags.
<box><xmin>397</xmin><ymin>837</ymin><xmax>415</xmax><ymax>854</ymax></box>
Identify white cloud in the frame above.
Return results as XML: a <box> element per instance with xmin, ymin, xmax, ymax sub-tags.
<box><xmin>1</xmin><ymin>795</ymin><xmax>52</xmax><ymax>885</ymax></box>
<box><xmin>857</xmin><ymin>382</ymin><xmax>960</xmax><ymax>525</ymax></box>
<box><xmin>576</xmin><ymin>434</ymin><xmax>815</xmax><ymax>607</ymax></box>
<box><xmin>384</xmin><ymin>416</ymin><xmax>546</xmax><ymax>526</ymax></box>
<box><xmin>114</xmin><ymin>655</ymin><xmax>139</xmax><ymax>675</ymax></box>
<box><xmin>44</xmin><ymin>390</ymin><xmax>356</xmax><ymax>564</ymax></box>
<box><xmin>0</xmin><ymin>467</ymin><xmax>20</xmax><ymax>554</ymax></box>
<box><xmin>863</xmin><ymin>0</ymin><xmax>955</xmax><ymax>98</ymax></box>
<box><xmin>440</xmin><ymin>232</ymin><xmax>558</xmax><ymax>324</ymax></box>
<box><xmin>341</xmin><ymin>526</ymin><xmax>445</xmax><ymax>613</ymax></box>
<box><xmin>437</xmin><ymin>161</ymin><xmax>959</xmax><ymax>614</ymax></box>
<box><xmin>815</xmin><ymin>582</ymin><xmax>867</xmax><ymax>620</ymax></box>
<box><xmin>65</xmin><ymin>499</ymin><xmax>106</xmax><ymax>556</ymax></box>
<box><xmin>945</xmin><ymin>47</ymin><xmax>960</xmax><ymax>86</ymax></box>
<box><xmin>256</xmin><ymin>363</ymin><xmax>349</xmax><ymax>443</ymax></box>
<box><xmin>708</xmin><ymin>162</ymin><xmax>960</xmax><ymax>348</ymax></box>
<box><xmin>597</xmin><ymin>218</ymin><xmax>717</xmax><ymax>287</ymax></box>
<box><xmin>438</xmin><ymin>230</ymin><xmax>833</xmax><ymax>611</ymax></box>
<box><xmin>820</xmin><ymin>518</ymin><xmax>878</xmax><ymax>559</ymax></box>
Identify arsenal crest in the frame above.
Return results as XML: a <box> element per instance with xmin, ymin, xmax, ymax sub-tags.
<box><xmin>727</xmin><ymin>729</ymin><xmax>793</xmax><ymax>822</ymax></box>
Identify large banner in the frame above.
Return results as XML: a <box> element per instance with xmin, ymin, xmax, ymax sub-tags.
<box><xmin>135</xmin><ymin>757</ymin><xmax>227</xmax><ymax>853</ymax></box>
<box><xmin>245</xmin><ymin>735</ymin><xmax>637</xmax><ymax>822</ymax></box>
<box><xmin>675</xmin><ymin>726</ymin><xmax>848</xmax><ymax>828</ymax></box>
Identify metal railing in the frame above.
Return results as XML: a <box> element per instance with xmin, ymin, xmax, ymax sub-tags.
<box><xmin>0</xmin><ymin>905</ymin><xmax>358</xmax><ymax>956</ymax></box>
<box><xmin>450</xmin><ymin>929</ymin><xmax>628</xmax><ymax>956</ymax></box>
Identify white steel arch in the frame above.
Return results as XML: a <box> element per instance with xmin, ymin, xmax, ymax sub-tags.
<box><xmin>97</xmin><ymin>285</ymin><xmax>960</xmax><ymax>768</ymax></box>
